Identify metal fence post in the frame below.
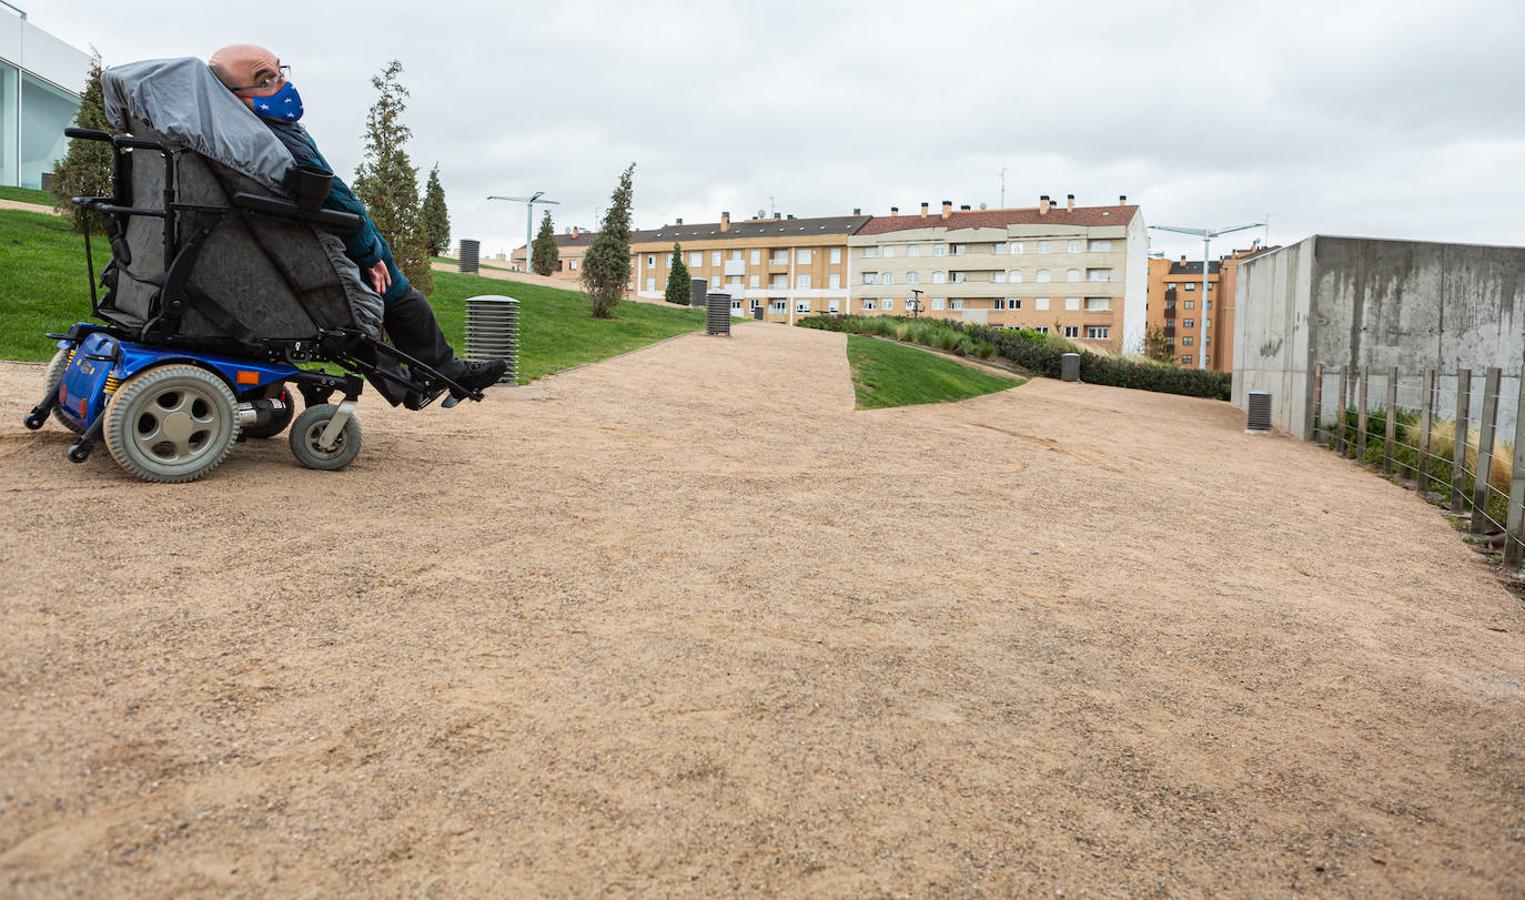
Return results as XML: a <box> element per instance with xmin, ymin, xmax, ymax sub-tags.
<box><xmin>1452</xmin><ymin>369</ymin><xmax>1472</xmax><ymax>514</ymax></box>
<box><xmin>1506</xmin><ymin>373</ymin><xmax>1525</xmax><ymax>567</ymax></box>
<box><xmin>1356</xmin><ymin>367</ymin><xmax>1370</xmax><ymax>461</ymax></box>
<box><xmin>1337</xmin><ymin>367</ymin><xmax>1350</xmax><ymax>455</ymax></box>
<box><xmin>1312</xmin><ymin>363</ymin><xmax>1324</xmax><ymax>442</ymax></box>
<box><xmin>1471</xmin><ymin>367</ymin><xmax>1502</xmax><ymax>534</ymax></box>
<box><xmin>1418</xmin><ymin>368</ymin><xmax>1435</xmax><ymax>495</ymax></box>
<box><xmin>1384</xmin><ymin>366</ymin><xmax>1398</xmax><ymax>475</ymax></box>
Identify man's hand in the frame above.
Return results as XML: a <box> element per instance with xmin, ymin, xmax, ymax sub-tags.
<box><xmin>367</xmin><ymin>260</ymin><xmax>391</xmax><ymax>295</ymax></box>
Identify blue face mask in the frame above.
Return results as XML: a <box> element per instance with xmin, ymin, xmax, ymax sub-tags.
<box><xmin>249</xmin><ymin>81</ymin><xmax>303</xmax><ymax>122</ymax></box>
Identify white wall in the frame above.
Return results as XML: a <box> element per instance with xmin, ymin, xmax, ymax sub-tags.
<box><xmin>1121</xmin><ymin>211</ymin><xmax>1148</xmax><ymax>354</ymax></box>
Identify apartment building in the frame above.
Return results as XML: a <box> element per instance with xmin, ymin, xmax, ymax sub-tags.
<box><xmin>844</xmin><ymin>196</ymin><xmax>1147</xmax><ymax>353</ymax></box>
<box><xmin>626</xmin><ymin>211</ymin><xmax>869</xmax><ymax>322</ymax></box>
<box><xmin>508</xmin><ymin>226</ymin><xmax>594</xmax><ymax>283</ymax></box>
<box><xmin>1146</xmin><ymin>243</ymin><xmax>1276</xmax><ymax>371</ymax></box>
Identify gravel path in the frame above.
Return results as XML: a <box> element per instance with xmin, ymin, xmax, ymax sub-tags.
<box><xmin>1</xmin><ymin>324</ymin><xmax>1521</xmax><ymax>896</ymax></box>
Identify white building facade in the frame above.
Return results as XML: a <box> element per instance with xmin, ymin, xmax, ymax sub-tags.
<box><xmin>1</xmin><ymin>5</ymin><xmax>89</xmax><ymax>189</ymax></box>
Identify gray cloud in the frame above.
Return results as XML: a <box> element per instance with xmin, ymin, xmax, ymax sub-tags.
<box><xmin>34</xmin><ymin>0</ymin><xmax>1525</xmax><ymax>260</ymax></box>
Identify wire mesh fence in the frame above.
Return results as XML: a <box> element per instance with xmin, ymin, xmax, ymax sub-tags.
<box><xmin>1310</xmin><ymin>363</ymin><xmax>1525</xmax><ymax>567</ymax></box>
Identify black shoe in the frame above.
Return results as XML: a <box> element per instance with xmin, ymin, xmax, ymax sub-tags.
<box><xmin>451</xmin><ymin>358</ymin><xmax>509</xmax><ymax>393</ymax></box>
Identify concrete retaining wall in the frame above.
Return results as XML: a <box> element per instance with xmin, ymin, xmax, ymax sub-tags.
<box><xmin>1232</xmin><ymin>235</ymin><xmax>1525</xmax><ymax>439</ymax></box>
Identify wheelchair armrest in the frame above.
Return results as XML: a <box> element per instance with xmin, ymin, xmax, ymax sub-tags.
<box><xmin>231</xmin><ymin>192</ymin><xmax>363</xmax><ymax>232</ymax></box>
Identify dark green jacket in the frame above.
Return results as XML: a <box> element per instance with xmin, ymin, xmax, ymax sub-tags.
<box><xmin>264</xmin><ymin>120</ymin><xmax>409</xmax><ymax>304</ymax></box>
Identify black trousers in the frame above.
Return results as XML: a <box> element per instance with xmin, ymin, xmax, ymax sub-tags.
<box><xmin>383</xmin><ymin>286</ymin><xmax>459</xmax><ymax>376</ymax></box>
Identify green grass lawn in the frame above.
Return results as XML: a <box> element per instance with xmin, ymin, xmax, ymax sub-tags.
<box><xmin>846</xmin><ymin>334</ymin><xmax>1022</xmax><ymax>410</ymax></box>
<box><xmin>0</xmin><ymin>185</ymin><xmax>55</xmax><ymax>205</ymax></box>
<box><xmin>0</xmin><ymin>208</ymin><xmax>703</xmax><ymax>381</ymax></box>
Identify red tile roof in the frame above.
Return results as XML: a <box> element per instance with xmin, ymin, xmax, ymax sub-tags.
<box><xmin>857</xmin><ymin>204</ymin><xmax>1139</xmax><ymax>235</ymax></box>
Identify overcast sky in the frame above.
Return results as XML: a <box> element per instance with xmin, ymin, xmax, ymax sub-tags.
<box><xmin>33</xmin><ymin>0</ymin><xmax>1525</xmax><ymax>260</ymax></box>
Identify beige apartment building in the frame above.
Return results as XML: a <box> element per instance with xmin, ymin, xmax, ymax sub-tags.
<box><xmin>845</xmin><ymin>196</ymin><xmax>1147</xmax><ymax>353</ymax></box>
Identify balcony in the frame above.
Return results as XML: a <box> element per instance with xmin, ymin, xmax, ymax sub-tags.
<box><xmin>1164</xmin><ymin>324</ymin><xmax>1176</xmax><ymax>336</ymax></box>
<box><xmin>1164</xmin><ymin>287</ymin><xmax>1178</xmax><ymax>302</ymax></box>
<box><xmin>1163</xmin><ymin>307</ymin><xmax>1176</xmax><ymax>320</ymax></box>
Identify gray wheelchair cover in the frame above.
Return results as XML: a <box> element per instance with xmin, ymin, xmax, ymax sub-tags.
<box><xmin>100</xmin><ymin>58</ymin><xmax>383</xmax><ymax>340</ymax></box>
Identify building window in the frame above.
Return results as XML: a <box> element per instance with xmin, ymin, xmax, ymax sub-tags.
<box><xmin>769</xmin><ymin>299</ymin><xmax>787</xmax><ymax>313</ymax></box>
<box><xmin>750</xmin><ymin>249</ymin><xmax>761</xmax><ymax>265</ymax></box>
<box><xmin>796</xmin><ymin>274</ymin><xmax>812</xmax><ymax>289</ymax></box>
<box><xmin>731</xmin><ymin>299</ymin><xmax>742</xmax><ymax>311</ymax></box>
<box><xmin>1035</xmin><ymin>297</ymin><xmax>1051</xmax><ymax>311</ymax></box>
<box><xmin>952</xmin><ymin>272</ymin><xmax>966</xmax><ymax>283</ymax></box>
<box><xmin>993</xmin><ymin>271</ymin><xmax>1006</xmax><ymax>283</ymax></box>
<box><xmin>1066</xmin><ymin>268</ymin><xmax>1081</xmax><ymax>282</ymax></box>
<box><xmin>1204</xmin><ymin>336</ymin><xmax>1211</xmax><ymax>346</ymax></box>
<box><xmin>1084</xmin><ymin>297</ymin><xmax>1110</xmax><ymax>311</ymax></box>
<box><xmin>1009</xmin><ymin>271</ymin><xmax>1023</xmax><ymax>283</ymax></box>
<box><xmin>570</xmin><ymin>260</ymin><xmax>579</xmax><ymax>270</ymax></box>
<box><xmin>796</xmin><ymin>300</ymin><xmax>810</xmax><ymax>313</ymax></box>
<box><xmin>862</xmin><ymin>299</ymin><xmax>877</xmax><ymax>311</ymax></box>
<box><xmin>1067</xmin><ymin>240</ymin><xmax>1083</xmax><ymax>253</ymax></box>
<box><xmin>994</xmin><ymin>242</ymin><xmax>1008</xmax><ymax>255</ymax></box>
<box><xmin>1181</xmin><ymin>354</ymin><xmax>1194</xmax><ymax>365</ymax></box>
<box><xmin>907</xmin><ymin>244</ymin><xmax>920</xmax><ymax>257</ymax></box>
<box><xmin>1065</xmin><ymin>297</ymin><xmax>1080</xmax><ymax>311</ymax></box>
<box><xmin>862</xmin><ymin>272</ymin><xmax>876</xmax><ymax>285</ymax></box>
<box><xmin>1036</xmin><ymin>269</ymin><xmax>1051</xmax><ymax>283</ymax></box>
<box><xmin>881</xmin><ymin>271</ymin><xmax>893</xmax><ymax>285</ymax></box>
<box><xmin>881</xmin><ymin>298</ymin><xmax>893</xmax><ymax>311</ymax></box>
<box><xmin>710</xmin><ymin>276</ymin><xmax>721</xmax><ymax>289</ymax></box>
<box><xmin>1037</xmin><ymin>241</ymin><xmax>1051</xmax><ymax>254</ymax></box>
<box><xmin>750</xmin><ymin>299</ymin><xmax>761</xmax><ymax>311</ymax></box>
<box><xmin>1064</xmin><ymin>325</ymin><xmax>1080</xmax><ymax>338</ymax></box>
<box><xmin>729</xmin><ymin>250</ymin><xmax>742</xmax><ymax>261</ymax></box>
<box><xmin>1184</xmin><ymin>299</ymin><xmax>1196</xmax><ymax>310</ymax></box>
<box><xmin>882</xmin><ymin>245</ymin><xmax>895</xmax><ymax>258</ymax></box>
<box><xmin>864</xmin><ymin>246</ymin><xmax>880</xmax><ymax>259</ymax></box>
<box><xmin>645</xmin><ymin>277</ymin><xmax>656</xmax><ymax>291</ymax></box>
<box><xmin>771</xmin><ymin>250</ymin><xmax>788</xmax><ymax>265</ymax></box>
<box><xmin>932</xmin><ymin>271</ymin><xmax>946</xmax><ymax>284</ymax></box>
<box><xmin>1167</xmin><ymin>282</ymin><xmax>1176</xmax><ymax>289</ymax></box>
<box><xmin>1086</xmin><ymin>326</ymin><xmax>1110</xmax><ymax>340</ymax></box>
<box><xmin>1183</xmin><ymin>318</ymin><xmax>1195</xmax><ymax>328</ymax></box>
<box><xmin>828</xmin><ymin>273</ymin><xmax>841</xmax><ymax>289</ymax></box>
<box><xmin>1206</xmin><ymin>300</ymin><xmax>1213</xmax><ymax>310</ymax></box>
<box><xmin>951</xmin><ymin>299</ymin><xmax>965</xmax><ymax>310</ymax></box>
<box><xmin>797</xmin><ymin>248</ymin><xmax>813</xmax><ymax>265</ymax></box>
<box><xmin>749</xmin><ymin>274</ymin><xmax>760</xmax><ymax>288</ymax></box>
<box><xmin>1034</xmin><ymin>325</ymin><xmax>1049</xmax><ymax>334</ymax></box>
<box><xmin>1089</xmin><ymin>240</ymin><xmax>1112</xmax><ymax>252</ymax></box>
<box><xmin>952</xmin><ymin>244</ymin><xmax>967</xmax><ymax>255</ymax></box>
<box><xmin>993</xmin><ymin>297</ymin><xmax>1007</xmax><ymax>310</ymax></box>
<box><xmin>828</xmin><ymin>300</ymin><xmax>840</xmax><ymax>313</ymax></box>
<box><xmin>1183</xmin><ymin>336</ymin><xmax>1194</xmax><ymax>346</ymax></box>
<box><xmin>1011</xmin><ymin>242</ymin><xmax>1024</xmax><ymax>254</ymax></box>
<box><xmin>647</xmin><ymin>254</ymin><xmax>657</xmax><ymax>267</ymax></box>
<box><xmin>830</xmin><ymin>247</ymin><xmax>842</xmax><ymax>263</ymax></box>
<box><xmin>931</xmin><ymin>298</ymin><xmax>946</xmax><ymax>310</ymax></box>
<box><xmin>689</xmin><ymin>251</ymin><xmax>702</xmax><ymax>267</ymax></box>
<box><xmin>934</xmin><ymin>244</ymin><xmax>948</xmax><ymax>257</ymax></box>
<box><xmin>1184</xmin><ymin>283</ymin><xmax>1196</xmax><ymax>291</ymax></box>
<box><xmin>1007</xmin><ymin>297</ymin><xmax>1022</xmax><ymax>310</ymax></box>
<box><xmin>906</xmin><ymin>271</ymin><xmax>919</xmax><ymax>284</ymax></box>
<box><xmin>711</xmin><ymin>251</ymin><xmax>722</xmax><ymax>265</ymax></box>
<box><xmin>1087</xmin><ymin>269</ymin><xmax>1113</xmax><ymax>282</ymax></box>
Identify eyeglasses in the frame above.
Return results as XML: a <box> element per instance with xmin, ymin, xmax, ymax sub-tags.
<box><xmin>228</xmin><ymin>64</ymin><xmax>290</xmax><ymax>93</ymax></box>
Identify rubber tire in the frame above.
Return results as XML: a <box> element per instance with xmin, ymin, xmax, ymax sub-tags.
<box><xmin>241</xmin><ymin>385</ymin><xmax>298</xmax><ymax>440</ymax></box>
<box><xmin>288</xmin><ymin>404</ymin><xmax>362</xmax><ymax>471</ymax></box>
<box><xmin>42</xmin><ymin>348</ymin><xmax>85</xmax><ymax>435</ymax></box>
<box><xmin>103</xmin><ymin>364</ymin><xmax>241</xmax><ymax>483</ymax></box>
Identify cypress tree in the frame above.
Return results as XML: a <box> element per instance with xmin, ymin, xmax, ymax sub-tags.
<box><xmin>419</xmin><ymin>163</ymin><xmax>451</xmax><ymax>257</ymax></box>
<box><xmin>530</xmin><ymin>209</ymin><xmax>559</xmax><ymax>276</ymax></box>
<box><xmin>580</xmin><ymin>163</ymin><xmax>635</xmax><ymax>319</ymax></box>
<box><xmin>351</xmin><ymin>60</ymin><xmax>432</xmax><ymax>293</ymax></box>
<box><xmin>51</xmin><ymin>53</ymin><xmax>112</xmax><ymax>232</ymax></box>
<box><xmin>664</xmin><ymin>241</ymin><xmax>690</xmax><ymax>305</ymax></box>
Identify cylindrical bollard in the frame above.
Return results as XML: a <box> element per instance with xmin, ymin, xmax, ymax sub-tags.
<box><xmin>1247</xmin><ymin>391</ymin><xmax>1273</xmax><ymax>433</ymax></box>
<box><xmin>690</xmin><ymin>277</ymin><xmax>707</xmax><ymax>309</ymax></box>
<box><xmin>463</xmin><ymin>295</ymin><xmax>519</xmax><ymax>384</ymax></box>
<box><xmin>457</xmin><ymin>239</ymin><xmax>480</xmax><ymax>274</ymax></box>
<box><xmin>706</xmin><ymin>292</ymin><xmax>732</xmax><ymax>336</ymax></box>
<box><xmin>1060</xmin><ymin>352</ymin><xmax>1080</xmax><ymax>382</ymax></box>
<box><xmin>753</xmin><ymin>305</ymin><xmax>764</xmax><ymax>321</ymax></box>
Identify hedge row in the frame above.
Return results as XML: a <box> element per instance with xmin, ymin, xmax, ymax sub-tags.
<box><xmin>800</xmin><ymin>315</ymin><xmax>1231</xmax><ymax>401</ymax></box>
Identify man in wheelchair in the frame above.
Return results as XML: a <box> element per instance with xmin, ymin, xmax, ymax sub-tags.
<box><xmin>209</xmin><ymin>43</ymin><xmax>506</xmax><ymax>394</ymax></box>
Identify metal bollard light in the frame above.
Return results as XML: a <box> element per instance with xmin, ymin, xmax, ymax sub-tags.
<box><xmin>690</xmin><ymin>277</ymin><xmax>707</xmax><ymax>309</ymax></box>
<box><xmin>1060</xmin><ymin>353</ymin><xmax>1080</xmax><ymax>382</ymax></box>
<box><xmin>706</xmin><ymin>292</ymin><xmax>732</xmax><ymax>336</ymax></box>
<box><xmin>463</xmin><ymin>295</ymin><xmax>519</xmax><ymax>384</ymax></box>
<box><xmin>457</xmin><ymin>239</ymin><xmax>480</xmax><ymax>274</ymax></box>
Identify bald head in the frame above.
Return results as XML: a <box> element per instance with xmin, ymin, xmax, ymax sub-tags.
<box><xmin>209</xmin><ymin>44</ymin><xmax>283</xmax><ymax>98</ymax></box>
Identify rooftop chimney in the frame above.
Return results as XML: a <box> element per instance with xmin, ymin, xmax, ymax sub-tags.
<box><xmin>1066</xmin><ymin>193</ymin><xmax>1075</xmax><ymax>211</ymax></box>
<box><xmin>675</xmin><ymin>218</ymin><xmax>682</xmax><ymax>225</ymax></box>
<box><xmin>890</xmin><ymin>206</ymin><xmax>899</xmax><ymax>216</ymax></box>
<box><xmin>1119</xmin><ymin>194</ymin><xmax>1127</xmax><ymax>205</ymax></box>
<box><xmin>1179</xmin><ymin>254</ymin><xmax>1187</xmax><ymax>265</ymax></box>
<box><xmin>572</xmin><ymin>226</ymin><xmax>580</xmax><ymax>239</ymax></box>
<box><xmin>1039</xmin><ymin>195</ymin><xmax>1051</xmax><ymax>215</ymax></box>
<box><xmin>787</xmin><ymin>214</ymin><xmax>795</xmax><ymax>220</ymax></box>
<box><xmin>920</xmin><ymin>202</ymin><xmax>929</xmax><ymax>217</ymax></box>
<box><xmin>941</xmin><ymin>200</ymin><xmax>953</xmax><ymax>218</ymax></box>
<box><xmin>720</xmin><ymin>211</ymin><xmax>730</xmax><ymax>233</ymax></box>
<box><xmin>852</xmin><ymin>207</ymin><xmax>861</xmax><ymax>216</ymax></box>
<box><xmin>960</xmin><ymin>204</ymin><xmax>971</xmax><ymax>211</ymax></box>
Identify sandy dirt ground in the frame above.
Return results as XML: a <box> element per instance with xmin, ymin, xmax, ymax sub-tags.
<box><xmin>1</xmin><ymin>324</ymin><xmax>1522</xmax><ymax>897</ymax></box>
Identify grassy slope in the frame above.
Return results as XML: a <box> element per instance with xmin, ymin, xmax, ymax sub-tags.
<box><xmin>846</xmin><ymin>334</ymin><xmax>1021</xmax><ymax>410</ymax></box>
<box><xmin>0</xmin><ymin>208</ymin><xmax>703</xmax><ymax>381</ymax></box>
<box><xmin>0</xmin><ymin>185</ymin><xmax>55</xmax><ymax>205</ymax></box>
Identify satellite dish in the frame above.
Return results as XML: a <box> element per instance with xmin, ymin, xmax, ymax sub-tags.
<box><xmin>756</xmin><ymin>209</ymin><xmax>766</xmax><ymax>218</ymax></box>
<box><xmin>979</xmin><ymin>203</ymin><xmax>988</xmax><ymax>210</ymax></box>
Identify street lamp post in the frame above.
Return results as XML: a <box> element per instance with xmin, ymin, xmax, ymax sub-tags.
<box><xmin>487</xmin><ymin>192</ymin><xmax>560</xmax><ymax>273</ymax></box>
<box><xmin>1148</xmin><ymin>222</ymin><xmax>1264</xmax><ymax>370</ymax></box>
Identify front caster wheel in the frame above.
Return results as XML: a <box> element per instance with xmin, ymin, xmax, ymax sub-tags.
<box><xmin>23</xmin><ymin>410</ymin><xmax>46</xmax><ymax>430</ymax></box>
<box><xmin>289</xmin><ymin>404</ymin><xmax>362</xmax><ymax>471</ymax></box>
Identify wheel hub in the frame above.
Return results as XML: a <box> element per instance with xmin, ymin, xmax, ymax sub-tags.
<box><xmin>133</xmin><ymin>387</ymin><xmax>218</xmax><ymax>463</ymax></box>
